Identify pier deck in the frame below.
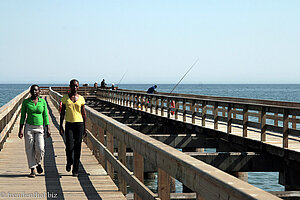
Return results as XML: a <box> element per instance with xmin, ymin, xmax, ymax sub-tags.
<box><xmin>0</xmin><ymin>96</ymin><xmax>126</xmax><ymax>200</ymax></box>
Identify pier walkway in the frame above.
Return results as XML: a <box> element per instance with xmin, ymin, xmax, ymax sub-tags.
<box><xmin>0</xmin><ymin>95</ymin><xmax>126</xmax><ymax>200</ymax></box>
<box><xmin>2</xmin><ymin>86</ymin><xmax>300</xmax><ymax>200</ymax></box>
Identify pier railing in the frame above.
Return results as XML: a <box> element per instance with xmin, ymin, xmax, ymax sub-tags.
<box><xmin>97</xmin><ymin>89</ymin><xmax>300</xmax><ymax>148</ymax></box>
<box><xmin>0</xmin><ymin>89</ymin><xmax>29</xmax><ymax>150</ymax></box>
<box><xmin>49</xmin><ymin>87</ymin><xmax>280</xmax><ymax>200</ymax></box>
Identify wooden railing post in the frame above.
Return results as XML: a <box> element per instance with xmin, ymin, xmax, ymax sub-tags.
<box><xmin>222</xmin><ymin>106</ymin><xmax>226</xmax><ymax>117</ymax></box>
<box><xmin>183</xmin><ymin>99</ymin><xmax>187</xmax><ymax>122</ymax></box>
<box><xmin>158</xmin><ymin>168</ymin><xmax>170</xmax><ymax>200</ymax></box>
<box><xmin>140</xmin><ymin>95</ymin><xmax>144</xmax><ymax>111</ymax></box>
<box><xmin>227</xmin><ymin>104</ymin><xmax>232</xmax><ymax>133</ymax></box>
<box><xmin>261</xmin><ymin>107</ymin><xmax>266</xmax><ymax>142</ymax></box>
<box><xmin>134</xmin><ymin>151</ymin><xmax>144</xmax><ymax>200</ymax></box>
<box><xmin>214</xmin><ymin>102</ymin><xmax>218</xmax><ymax>130</ymax></box>
<box><xmin>150</xmin><ymin>96</ymin><xmax>153</xmax><ymax>113</ymax></box>
<box><xmin>156</xmin><ymin>98</ymin><xmax>159</xmax><ymax>115</ymax></box>
<box><xmin>192</xmin><ymin>100</ymin><xmax>196</xmax><ymax>124</ymax></box>
<box><xmin>167</xmin><ymin>98</ymin><xmax>171</xmax><ymax>119</ymax></box>
<box><xmin>98</xmin><ymin>126</ymin><xmax>105</xmax><ymax>167</ymax></box>
<box><xmin>118</xmin><ymin>140</ymin><xmax>127</xmax><ymax>195</ymax></box>
<box><xmin>292</xmin><ymin>115</ymin><xmax>296</xmax><ymax>129</ymax></box>
<box><xmin>161</xmin><ymin>97</ymin><xmax>164</xmax><ymax>117</ymax></box>
<box><xmin>107</xmin><ymin>131</ymin><xmax>114</xmax><ymax>179</ymax></box>
<box><xmin>274</xmin><ymin>113</ymin><xmax>278</xmax><ymax>126</ymax></box>
<box><xmin>202</xmin><ymin>101</ymin><xmax>206</xmax><ymax>126</ymax></box>
<box><xmin>243</xmin><ymin>105</ymin><xmax>248</xmax><ymax>137</ymax></box>
<box><xmin>283</xmin><ymin>109</ymin><xmax>289</xmax><ymax>148</ymax></box>
<box><xmin>145</xmin><ymin>95</ymin><xmax>148</xmax><ymax>112</ymax></box>
<box><xmin>233</xmin><ymin>108</ymin><xmax>237</xmax><ymax>119</ymax></box>
<box><xmin>175</xmin><ymin>100</ymin><xmax>179</xmax><ymax>120</ymax></box>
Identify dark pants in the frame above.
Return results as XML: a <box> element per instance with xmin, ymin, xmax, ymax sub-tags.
<box><xmin>65</xmin><ymin>122</ymin><xmax>84</xmax><ymax>173</ymax></box>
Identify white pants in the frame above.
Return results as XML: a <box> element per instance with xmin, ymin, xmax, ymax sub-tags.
<box><xmin>24</xmin><ymin>124</ymin><xmax>45</xmax><ymax>169</ymax></box>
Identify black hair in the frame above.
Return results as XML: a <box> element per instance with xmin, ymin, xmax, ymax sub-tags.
<box><xmin>70</xmin><ymin>79</ymin><xmax>79</xmax><ymax>85</ymax></box>
<box><xmin>30</xmin><ymin>84</ymin><xmax>40</xmax><ymax>91</ymax></box>
<box><xmin>154</xmin><ymin>85</ymin><xmax>157</xmax><ymax>88</ymax></box>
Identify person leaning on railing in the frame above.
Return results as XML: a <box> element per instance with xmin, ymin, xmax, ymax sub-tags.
<box><xmin>18</xmin><ymin>84</ymin><xmax>51</xmax><ymax>178</ymax></box>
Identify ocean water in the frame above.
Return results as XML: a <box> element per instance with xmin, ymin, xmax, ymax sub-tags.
<box><xmin>2</xmin><ymin>84</ymin><xmax>298</xmax><ymax>192</ymax></box>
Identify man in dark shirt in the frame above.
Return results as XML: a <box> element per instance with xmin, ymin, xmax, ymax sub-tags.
<box><xmin>147</xmin><ymin>85</ymin><xmax>157</xmax><ymax>94</ymax></box>
<box><xmin>100</xmin><ymin>79</ymin><xmax>106</xmax><ymax>88</ymax></box>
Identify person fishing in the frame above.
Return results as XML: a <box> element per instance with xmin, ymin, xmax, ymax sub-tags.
<box><xmin>18</xmin><ymin>84</ymin><xmax>51</xmax><ymax>178</ymax></box>
<box><xmin>59</xmin><ymin>79</ymin><xmax>87</xmax><ymax>177</ymax></box>
<box><xmin>147</xmin><ymin>85</ymin><xmax>157</xmax><ymax>94</ymax></box>
<box><xmin>100</xmin><ymin>79</ymin><xmax>107</xmax><ymax>89</ymax></box>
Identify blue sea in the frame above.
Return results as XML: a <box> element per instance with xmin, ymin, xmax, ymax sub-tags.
<box><xmin>2</xmin><ymin>83</ymin><xmax>299</xmax><ymax>192</ymax></box>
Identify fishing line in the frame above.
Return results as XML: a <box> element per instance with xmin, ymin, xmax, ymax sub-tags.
<box><xmin>168</xmin><ymin>58</ymin><xmax>199</xmax><ymax>96</ymax></box>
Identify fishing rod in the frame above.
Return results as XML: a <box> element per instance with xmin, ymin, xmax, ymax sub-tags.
<box><xmin>116</xmin><ymin>71</ymin><xmax>127</xmax><ymax>87</ymax></box>
<box><xmin>168</xmin><ymin>58</ymin><xmax>199</xmax><ymax>96</ymax></box>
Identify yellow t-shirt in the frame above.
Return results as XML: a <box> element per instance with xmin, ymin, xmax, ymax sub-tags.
<box><xmin>61</xmin><ymin>94</ymin><xmax>85</xmax><ymax>122</ymax></box>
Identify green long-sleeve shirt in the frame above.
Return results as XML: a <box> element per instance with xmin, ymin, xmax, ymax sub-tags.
<box><xmin>20</xmin><ymin>97</ymin><xmax>50</xmax><ymax>126</ymax></box>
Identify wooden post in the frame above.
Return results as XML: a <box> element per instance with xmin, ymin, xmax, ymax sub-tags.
<box><xmin>107</xmin><ymin>131</ymin><xmax>114</xmax><ymax>179</ymax></box>
<box><xmin>283</xmin><ymin>109</ymin><xmax>289</xmax><ymax>148</ymax></box>
<box><xmin>98</xmin><ymin>127</ymin><xmax>105</xmax><ymax>167</ymax></box>
<box><xmin>129</xmin><ymin>94</ymin><xmax>132</xmax><ymax>107</ymax></box>
<box><xmin>118</xmin><ymin>140</ymin><xmax>127</xmax><ymax>195</ymax></box>
<box><xmin>161</xmin><ymin>97</ymin><xmax>164</xmax><ymax>117</ymax></box>
<box><xmin>261</xmin><ymin>107</ymin><xmax>266</xmax><ymax>142</ymax></box>
<box><xmin>150</xmin><ymin>97</ymin><xmax>153</xmax><ymax>113</ymax></box>
<box><xmin>292</xmin><ymin>115</ymin><xmax>296</xmax><ymax>129</ymax></box>
<box><xmin>274</xmin><ymin>113</ymin><xmax>278</xmax><ymax>126</ymax></box>
<box><xmin>227</xmin><ymin>104</ymin><xmax>232</xmax><ymax>133</ymax></box>
<box><xmin>145</xmin><ymin>95</ymin><xmax>148</xmax><ymax>112</ymax></box>
<box><xmin>243</xmin><ymin>105</ymin><xmax>248</xmax><ymax>137</ymax></box>
<box><xmin>167</xmin><ymin>98</ymin><xmax>171</xmax><ymax>119</ymax></box>
<box><xmin>134</xmin><ymin>151</ymin><xmax>144</xmax><ymax>200</ymax></box>
<box><xmin>156</xmin><ymin>98</ymin><xmax>159</xmax><ymax>115</ymax></box>
<box><xmin>233</xmin><ymin>108</ymin><xmax>237</xmax><ymax>119</ymax></box>
<box><xmin>183</xmin><ymin>99</ymin><xmax>186</xmax><ymax>122</ymax></box>
<box><xmin>214</xmin><ymin>102</ymin><xmax>218</xmax><ymax>130</ymax></box>
<box><xmin>202</xmin><ymin>101</ymin><xmax>206</xmax><ymax>126</ymax></box>
<box><xmin>192</xmin><ymin>100</ymin><xmax>196</xmax><ymax>124</ymax></box>
<box><xmin>140</xmin><ymin>95</ymin><xmax>144</xmax><ymax>111</ymax></box>
<box><xmin>158</xmin><ymin>168</ymin><xmax>170</xmax><ymax>200</ymax></box>
<box><xmin>175</xmin><ymin>101</ymin><xmax>179</xmax><ymax>120</ymax></box>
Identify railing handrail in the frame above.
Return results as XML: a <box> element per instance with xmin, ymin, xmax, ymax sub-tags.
<box><xmin>114</xmin><ymin>88</ymin><xmax>300</xmax><ymax>109</ymax></box>
<box><xmin>0</xmin><ymin>88</ymin><xmax>30</xmax><ymax>146</ymax></box>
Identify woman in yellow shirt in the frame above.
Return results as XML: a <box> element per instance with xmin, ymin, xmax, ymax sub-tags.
<box><xmin>59</xmin><ymin>79</ymin><xmax>87</xmax><ymax>177</ymax></box>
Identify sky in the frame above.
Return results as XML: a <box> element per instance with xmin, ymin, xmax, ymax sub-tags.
<box><xmin>0</xmin><ymin>1</ymin><xmax>299</xmax><ymax>84</ymax></box>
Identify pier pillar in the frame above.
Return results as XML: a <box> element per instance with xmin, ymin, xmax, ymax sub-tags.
<box><xmin>182</xmin><ymin>147</ymin><xmax>195</xmax><ymax>192</ymax></box>
<box><xmin>279</xmin><ymin>162</ymin><xmax>300</xmax><ymax>190</ymax></box>
<box><xmin>170</xmin><ymin>177</ymin><xmax>176</xmax><ymax>193</ymax></box>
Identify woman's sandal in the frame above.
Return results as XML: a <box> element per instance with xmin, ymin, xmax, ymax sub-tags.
<box><xmin>28</xmin><ymin>168</ymin><xmax>36</xmax><ymax>178</ymax></box>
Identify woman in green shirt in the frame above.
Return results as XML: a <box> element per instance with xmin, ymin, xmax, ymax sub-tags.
<box><xmin>18</xmin><ymin>85</ymin><xmax>51</xmax><ymax>178</ymax></box>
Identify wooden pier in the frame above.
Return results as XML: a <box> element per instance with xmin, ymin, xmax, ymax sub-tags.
<box><xmin>1</xmin><ymin>86</ymin><xmax>300</xmax><ymax>199</ymax></box>
<box><xmin>0</xmin><ymin>91</ymin><xmax>126</xmax><ymax>199</ymax></box>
